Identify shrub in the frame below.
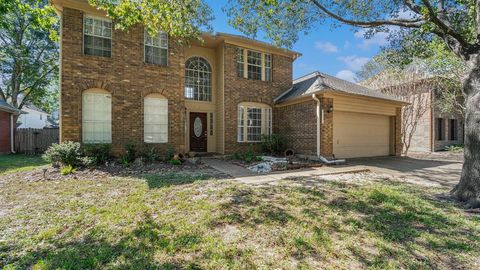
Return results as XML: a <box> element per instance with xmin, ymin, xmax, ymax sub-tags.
<box><xmin>43</xmin><ymin>141</ymin><xmax>82</xmax><ymax>167</ymax></box>
<box><xmin>121</xmin><ymin>142</ymin><xmax>137</xmax><ymax>165</ymax></box>
<box><xmin>261</xmin><ymin>134</ymin><xmax>286</xmax><ymax>155</ymax></box>
<box><xmin>142</xmin><ymin>146</ymin><xmax>160</xmax><ymax>163</ymax></box>
<box><xmin>60</xmin><ymin>165</ymin><xmax>76</xmax><ymax>175</ymax></box>
<box><xmin>170</xmin><ymin>159</ymin><xmax>182</xmax><ymax>165</ymax></box>
<box><xmin>234</xmin><ymin>145</ymin><xmax>262</xmax><ymax>163</ymax></box>
<box><xmin>445</xmin><ymin>144</ymin><xmax>464</xmax><ymax>152</ymax></box>
<box><xmin>165</xmin><ymin>145</ymin><xmax>175</xmax><ymax>161</ymax></box>
<box><xmin>82</xmin><ymin>144</ymin><xmax>111</xmax><ymax>165</ymax></box>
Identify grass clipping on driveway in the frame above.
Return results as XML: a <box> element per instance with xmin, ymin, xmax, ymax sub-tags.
<box><xmin>1</xmin><ymin>173</ymin><xmax>479</xmax><ymax>270</ymax></box>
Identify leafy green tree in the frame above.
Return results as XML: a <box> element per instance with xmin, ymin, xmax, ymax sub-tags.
<box><xmin>222</xmin><ymin>0</ymin><xmax>480</xmax><ymax>207</ymax></box>
<box><xmin>0</xmin><ymin>0</ymin><xmax>58</xmax><ymax>112</ymax></box>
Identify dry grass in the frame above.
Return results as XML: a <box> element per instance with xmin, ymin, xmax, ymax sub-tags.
<box><xmin>0</xmin><ymin>171</ymin><xmax>479</xmax><ymax>269</ymax></box>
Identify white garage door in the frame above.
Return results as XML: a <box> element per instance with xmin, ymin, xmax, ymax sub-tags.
<box><xmin>333</xmin><ymin>111</ymin><xmax>391</xmax><ymax>158</ymax></box>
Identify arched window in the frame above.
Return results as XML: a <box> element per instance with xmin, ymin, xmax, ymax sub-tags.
<box><xmin>144</xmin><ymin>94</ymin><xmax>168</xmax><ymax>143</ymax></box>
<box><xmin>82</xmin><ymin>89</ymin><xmax>112</xmax><ymax>143</ymax></box>
<box><xmin>185</xmin><ymin>57</ymin><xmax>212</xmax><ymax>101</ymax></box>
<box><xmin>237</xmin><ymin>102</ymin><xmax>272</xmax><ymax>142</ymax></box>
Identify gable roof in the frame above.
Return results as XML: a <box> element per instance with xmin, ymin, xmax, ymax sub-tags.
<box><xmin>275</xmin><ymin>71</ymin><xmax>406</xmax><ymax>104</ymax></box>
<box><xmin>23</xmin><ymin>103</ymin><xmax>49</xmax><ymax>115</ymax></box>
<box><xmin>0</xmin><ymin>100</ymin><xmax>22</xmax><ymax>114</ymax></box>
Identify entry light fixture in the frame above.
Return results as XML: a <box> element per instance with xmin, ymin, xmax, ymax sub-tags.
<box><xmin>327</xmin><ymin>105</ymin><xmax>333</xmax><ymax>113</ymax></box>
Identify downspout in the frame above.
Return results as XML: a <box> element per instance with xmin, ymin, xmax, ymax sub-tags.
<box><xmin>10</xmin><ymin>114</ymin><xmax>15</xmax><ymax>153</ymax></box>
<box><xmin>312</xmin><ymin>94</ymin><xmax>345</xmax><ymax>165</ymax></box>
<box><xmin>312</xmin><ymin>94</ymin><xmax>321</xmax><ymax>158</ymax></box>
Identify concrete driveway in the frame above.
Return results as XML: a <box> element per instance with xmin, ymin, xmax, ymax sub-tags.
<box><xmin>345</xmin><ymin>156</ymin><xmax>463</xmax><ymax>187</ymax></box>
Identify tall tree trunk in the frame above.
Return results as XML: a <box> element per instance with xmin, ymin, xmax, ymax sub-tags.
<box><xmin>451</xmin><ymin>54</ymin><xmax>480</xmax><ymax>207</ymax></box>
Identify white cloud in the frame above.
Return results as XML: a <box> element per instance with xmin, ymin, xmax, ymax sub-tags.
<box><xmin>314</xmin><ymin>41</ymin><xmax>339</xmax><ymax>53</ymax></box>
<box><xmin>338</xmin><ymin>55</ymin><xmax>370</xmax><ymax>71</ymax></box>
<box><xmin>354</xmin><ymin>29</ymin><xmax>389</xmax><ymax>49</ymax></box>
<box><xmin>336</xmin><ymin>70</ymin><xmax>357</xmax><ymax>82</ymax></box>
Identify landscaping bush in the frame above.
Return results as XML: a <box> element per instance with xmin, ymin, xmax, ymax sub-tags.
<box><xmin>170</xmin><ymin>159</ymin><xmax>182</xmax><ymax>165</ymax></box>
<box><xmin>82</xmin><ymin>143</ymin><xmax>111</xmax><ymax>165</ymax></box>
<box><xmin>445</xmin><ymin>144</ymin><xmax>464</xmax><ymax>152</ymax></box>
<box><xmin>142</xmin><ymin>146</ymin><xmax>160</xmax><ymax>163</ymax></box>
<box><xmin>60</xmin><ymin>165</ymin><xmax>76</xmax><ymax>175</ymax></box>
<box><xmin>261</xmin><ymin>134</ymin><xmax>286</xmax><ymax>155</ymax></box>
<box><xmin>121</xmin><ymin>142</ymin><xmax>137</xmax><ymax>165</ymax></box>
<box><xmin>234</xmin><ymin>145</ymin><xmax>263</xmax><ymax>163</ymax></box>
<box><xmin>165</xmin><ymin>145</ymin><xmax>175</xmax><ymax>161</ymax></box>
<box><xmin>43</xmin><ymin>141</ymin><xmax>83</xmax><ymax>167</ymax></box>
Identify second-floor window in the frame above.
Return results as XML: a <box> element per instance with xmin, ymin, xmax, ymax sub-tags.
<box><xmin>144</xmin><ymin>30</ymin><xmax>168</xmax><ymax>65</ymax></box>
<box><xmin>83</xmin><ymin>15</ymin><xmax>112</xmax><ymax>57</ymax></box>
<box><xmin>185</xmin><ymin>57</ymin><xmax>212</xmax><ymax>101</ymax></box>
<box><xmin>236</xmin><ymin>47</ymin><xmax>272</xmax><ymax>81</ymax></box>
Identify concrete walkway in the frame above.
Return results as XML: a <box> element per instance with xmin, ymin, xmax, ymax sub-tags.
<box><xmin>203</xmin><ymin>156</ymin><xmax>463</xmax><ymax>187</ymax></box>
<box><xmin>202</xmin><ymin>158</ymin><xmax>370</xmax><ymax>184</ymax></box>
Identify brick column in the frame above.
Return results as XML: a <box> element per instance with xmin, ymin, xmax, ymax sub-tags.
<box><xmin>395</xmin><ymin>107</ymin><xmax>403</xmax><ymax>156</ymax></box>
<box><xmin>320</xmin><ymin>97</ymin><xmax>334</xmax><ymax>158</ymax></box>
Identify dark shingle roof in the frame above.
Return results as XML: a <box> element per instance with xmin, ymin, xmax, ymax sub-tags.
<box><xmin>275</xmin><ymin>71</ymin><xmax>406</xmax><ymax>104</ymax></box>
<box><xmin>0</xmin><ymin>100</ymin><xmax>22</xmax><ymax>114</ymax></box>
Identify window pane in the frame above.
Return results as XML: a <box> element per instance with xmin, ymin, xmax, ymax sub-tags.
<box><xmin>82</xmin><ymin>92</ymin><xmax>112</xmax><ymax>143</ymax></box>
<box><xmin>247</xmin><ymin>50</ymin><xmax>262</xmax><ymax>80</ymax></box>
<box><xmin>144</xmin><ymin>97</ymin><xmax>168</xmax><ymax>143</ymax></box>
<box><xmin>144</xmin><ymin>30</ymin><xmax>168</xmax><ymax>65</ymax></box>
<box><xmin>184</xmin><ymin>57</ymin><xmax>212</xmax><ymax>101</ymax></box>
<box><xmin>247</xmin><ymin>107</ymin><xmax>262</xmax><ymax>141</ymax></box>
<box><xmin>84</xmin><ymin>15</ymin><xmax>112</xmax><ymax>57</ymax></box>
<box><xmin>236</xmin><ymin>48</ymin><xmax>244</xmax><ymax>77</ymax></box>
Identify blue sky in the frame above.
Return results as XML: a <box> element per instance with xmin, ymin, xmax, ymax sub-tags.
<box><xmin>205</xmin><ymin>1</ymin><xmax>388</xmax><ymax>82</ymax></box>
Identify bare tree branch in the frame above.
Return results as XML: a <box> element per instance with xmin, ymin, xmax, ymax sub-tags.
<box><xmin>421</xmin><ymin>0</ymin><xmax>470</xmax><ymax>49</ymax></box>
<box><xmin>309</xmin><ymin>0</ymin><xmax>425</xmax><ymax>28</ymax></box>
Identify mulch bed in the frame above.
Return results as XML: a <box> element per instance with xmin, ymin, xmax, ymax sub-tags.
<box><xmin>1</xmin><ymin>160</ymin><xmax>230</xmax><ymax>182</ymax></box>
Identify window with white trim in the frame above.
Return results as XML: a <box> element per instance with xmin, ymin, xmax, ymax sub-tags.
<box><xmin>236</xmin><ymin>47</ymin><xmax>272</xmax><ymax>81</ymax></box>
<box><xmin>83</xmin><ymin>15</ymin><xmax>112</xmax><ymax>57</ymax></box>
<box><xmin>237</xmin><ymin>103</ymin><xmax>272</xmax><ymax>142</ymax></box>
<box><xmin>144</xmin><ymin>95</ymin><xmax>168</xmax><ymax>143</ymax></box>
<box><xmin>185</xmin><ymin>57</ymin><xmax>212</xmax><ymax>101</ymax></box>
<box><xmin>247</xmin><ymin>51</ymin><xmax>262</xmax><ymax>80</ymax></box>
<box><xmin>144</xmin><ymin>30</ymin><xmax>168</xmax><ymax>65</ymax></box>
<box><xmin>82</xmin><ymin>90</ymin><xmax>112</xmax><ymax>143</ymax></box>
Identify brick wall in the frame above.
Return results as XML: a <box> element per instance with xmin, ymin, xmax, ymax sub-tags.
<box><xmin>0</xmin><ymin>111</ymin><xmax>11</xmax><ymax>153</ymax></box>
<box><xmin>61</xmin><ymin>8</ymin><xmax>186</xmax><ymax>155</ymax></box>
<box><xmin>223</xmin><ymin>44</ymin><xmax>293</xmax><ymax>153</ymax></box>
<box><xmin>395</xmin><ymin>107</ymin><xmax>403</xmax><ymax>156</ymax></box>
<box><xmin>275</xmin><ymin>101</ymin><xmax>317</xmax><ymax>155</ymax></box>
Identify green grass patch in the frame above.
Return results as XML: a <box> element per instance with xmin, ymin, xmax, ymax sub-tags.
<box><xmin>0</xmin><ymin>174</ymin><xmax>479</xmax><ymax>269</ymax></box>
<box><xmin>0</xmin><ymin>154</ymin><xmax>47</xmax><ymax>174</ymax></box>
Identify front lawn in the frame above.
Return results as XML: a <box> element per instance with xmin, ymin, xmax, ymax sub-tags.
<box><xmin>0</xmin><ymin>154</ymin><xmax>48</xmax><ymax>175</ymax></box>
<box><xmin>0</xmin><ymin>172</ymin><xmax>479</xmax><ymax>269</ymax></box>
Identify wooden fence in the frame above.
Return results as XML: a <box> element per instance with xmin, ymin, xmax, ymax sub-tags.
<box><xmin>15</xmin><ymin>128</ymin><xmax>59</xmax><ymax>154</ymax></box>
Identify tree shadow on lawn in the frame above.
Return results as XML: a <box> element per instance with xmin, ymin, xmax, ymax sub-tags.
<box><xmin>142</xmin><ymin>173</ymin><xmax>215</xmax><ymax>189</ymax></box>
<box><xmin>213</xmin><ymin>185</ymin><xmax>298</xmax><ymax>227</ymax></box>
<box><xmin>3</xmin><ymin>214</ymin><xmax>204</xmax><ymax>270</ymax></box>
<box><xmin>326</xmin><ymin>182</ymin><xmax>480</xmax><ymax>268</ymax></box>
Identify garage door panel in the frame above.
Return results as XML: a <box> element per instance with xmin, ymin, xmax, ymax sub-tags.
<box><xmin>333</xmin><ymin>111</ymin><xmax>391</xmax><ymax>158</ymax></box>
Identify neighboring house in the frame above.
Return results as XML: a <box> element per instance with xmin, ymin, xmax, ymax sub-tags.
<box><xmin>0</xmin><ymin>101</ymin><xmax>22</xmax><ymax>154</ymax></box>
<box><xmin>275</xmin><ymin>72</ymin><xmax>405</xmax><ymax>159</ymax></box>
<box><xmin>53</xmin><ymin>0</ymin><xmax>405</xmax><ymax>158</ymax></box>
<box><xmin>17</xmin><ymin>104</ymin><xmax>50</xmax><ymax>129</ymax></box>
<box><xmin>390</xmin><ymin>85</ymin><xmax>463</xmax><ymax>152</ymax></box>
<box><xmin>363</xmin><ymin>76</ymin><xmax>464</xmax><ymax>152</ymax></box>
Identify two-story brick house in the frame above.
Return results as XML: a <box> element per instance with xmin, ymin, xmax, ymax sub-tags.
<box><xmin>53</xmin><ymin>0</ymin><xmax>406</xmax><ymax>159</ymax></box>
<box><xmin>53</xmin><ymin>0</ymin><xmax>300</xmax><ymax>155</ymax></box>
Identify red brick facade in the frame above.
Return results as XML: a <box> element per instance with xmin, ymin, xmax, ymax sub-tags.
<box><xmin>0</xmin><ymin>111</ymin><xmax>11</xmax><ymax>154</ymax></box>
<box><xmin>59</xmin><ymin>7</ymin><xmax>294</xmax><ymax>155</ymax></box>
<box><xmin>223</xmin><ymin>44</ymin><xmax>293</xmax><ymax>153</ymax></box>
